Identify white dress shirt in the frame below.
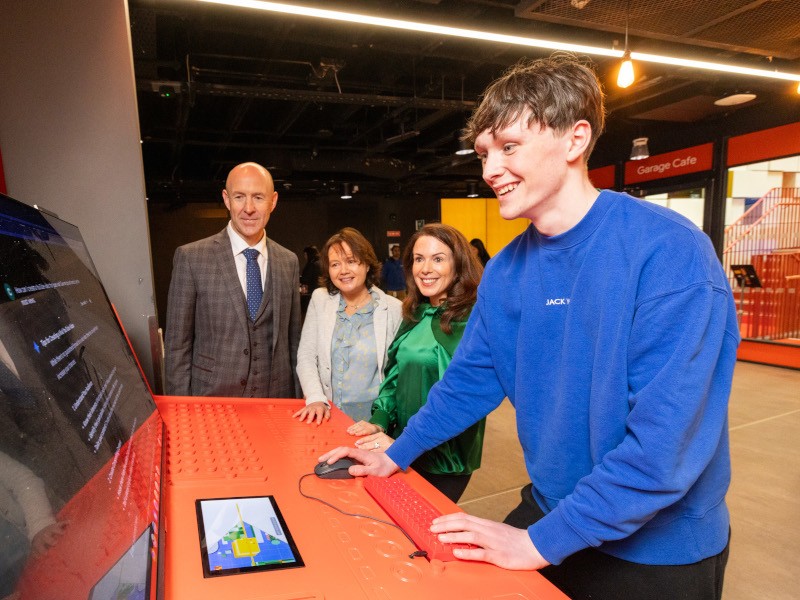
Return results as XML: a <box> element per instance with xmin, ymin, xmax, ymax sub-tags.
<box><xmin>227</xmin><ymin>221</ymin><xmax>268</xmax><ymax>296</ymax></box>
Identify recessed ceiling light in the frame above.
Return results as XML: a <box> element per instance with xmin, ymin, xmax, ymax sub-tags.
<box><xmin>455</xmin><ymin>139</ymin><xmax>475</xmax><ymax>156</ymax></box>
<box><xmin>714</xmin><ymin>93</ymin><xmax>757</xmax><ymax>107</ymax></box>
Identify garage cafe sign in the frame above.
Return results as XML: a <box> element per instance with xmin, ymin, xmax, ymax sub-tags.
<box><xmin>624</xmin><ymin>143</ymin><xmax>713</xmax><ymax>185</ymax></box>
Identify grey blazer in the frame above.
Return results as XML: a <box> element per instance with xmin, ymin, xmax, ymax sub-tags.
<box><xmin>296</xmin><ymin>287</ymin><xmax>402</xmax><ymax>406</ymax></box>
<box><xmin>164</xmin><ymin>228</ymin><xmax>301</xmax><ymax>397</ymax></box>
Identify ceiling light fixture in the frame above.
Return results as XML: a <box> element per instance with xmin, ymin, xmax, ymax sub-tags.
<box><xmin>195</xmin><ymin>1</ymin><xmax>800</xmax><ymax>85</ymax></box>
<box><xmin>617</xmin><ymin>49</ymin><xmax>635</xmax><ymax>89</ymax></box>
<box><xmin>466</xmin><ymin>182</ymin><xmax>479</xmax><ymax>198</ymax></box>
<box><xmin>616</xmin><ymin>0</ymin><xmax>634</xmax><ymax>89</ymax></box>
<box><xmin>714</xmin><ymin>92</ymin><xmax>757</xmax><ymax>107</ymax></box>
<box><xmin>455</xmin><ymin>139</ymin><xmax>475</xmax><ymax>156</ymax></box>
<box><xmin>340</xmin><ymin>183</ymin><xmax>352</xmax><ymax>199</ymax></box>
<box><xmin>630</xmin><ymin>137</ymin><xmax>649</xmax><ymax>161</ymax></box>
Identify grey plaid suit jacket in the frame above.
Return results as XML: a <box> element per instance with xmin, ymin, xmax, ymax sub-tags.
<box><xmin>164</xmin><ymin>228</ymin><xmax>301</xmax><ymax>398</ymax></box>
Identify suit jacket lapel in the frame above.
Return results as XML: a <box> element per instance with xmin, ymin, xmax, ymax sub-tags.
<box><xmin>264</xmin><ymin>238</ymin><xmax>283</xmax><ymax>349</ymax></box>
<box><xmin>214</xmin><ymin>228</ymin><xmax>250</xmax><ymax>333</ymax></box>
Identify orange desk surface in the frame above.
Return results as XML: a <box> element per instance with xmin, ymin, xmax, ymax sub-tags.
<box><xmin>155</xmin><ymin>395</ymin><xmax>567</xmax><ymax>600</ymax></box>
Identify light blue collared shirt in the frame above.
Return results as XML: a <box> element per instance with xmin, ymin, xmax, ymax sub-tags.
<box><xmin>330</xmin><ymin>290</ymin><xmax>381</xmax><ymax>421</ymax></box>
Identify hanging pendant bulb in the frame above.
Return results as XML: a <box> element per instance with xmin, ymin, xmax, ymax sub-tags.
<box><xmin>618</xmin><ymin>50</ymin><xmax>635</xmax><ymax>88</ymax></box>
<box><xmin>617</xmin><ymin>0</ymin><xmax>635</xmax><ymax>89</ymax></box>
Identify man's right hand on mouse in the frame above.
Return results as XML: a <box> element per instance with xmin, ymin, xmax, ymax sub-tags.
<box><xmin>317</xmin><ymin>446</ymin><xmax>400</xmax><ymax>478</ymax></box>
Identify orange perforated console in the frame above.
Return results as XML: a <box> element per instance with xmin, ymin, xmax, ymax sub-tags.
<box><xmin>156</xmin><ymin>395</ymin><xmax>568</xmax><ymax>600</ymax></box>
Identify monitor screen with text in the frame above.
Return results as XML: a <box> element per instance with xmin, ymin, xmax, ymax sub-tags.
<box><xmin>0</xmin><ymin>193</ymin><xmax>164</xmax><ymax>600</ymax></box>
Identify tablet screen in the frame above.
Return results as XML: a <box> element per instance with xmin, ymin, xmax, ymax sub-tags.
<box><xmin>195</xmin><ymin>495</ymin><xmax>304</xmax><ymax>577</ymax></box>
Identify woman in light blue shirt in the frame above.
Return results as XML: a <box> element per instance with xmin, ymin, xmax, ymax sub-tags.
<box><xmin>294</xmin><ymin>228</ymin><xmax>403</xmax><ymax>424</ymax></box>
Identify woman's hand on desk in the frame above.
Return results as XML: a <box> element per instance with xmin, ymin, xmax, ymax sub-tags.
<box><xmin>429</xmin><ymin>514</ymin><xmax>550</xmax><ymax>571</ymax></box>
<box><xmin>347</xmin><ymin>420</ymin><xmax>381</xmax><ymax>436</ymax></box>
<box><xmin>293</xmin><ymin>401</ymin><xmax>330</xmax><ymax>425</ymax></box>
<box><xmin>318</xmin><ymin>446</ymin><xmax>400</xmax><ymax>478</ymax></box>
<box><xmin>354</xmin><ymin>432</ymin><xmax>394</xmax><ymax>452</ymax></box>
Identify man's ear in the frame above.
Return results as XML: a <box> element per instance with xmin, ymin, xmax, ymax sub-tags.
<box><xmin>222</xmin><ymin>189</ymin><xmax>231</xmax><ymax>211</ymax></box>
<box><xmin>269</xmin><ymin>191</ymin><xmax>279</xmax><ymax>213</ymax></box>
<box><xmin>566</xmin><ymin>120</ymin><xmax>592</xmax><ymax>163</ymax></box>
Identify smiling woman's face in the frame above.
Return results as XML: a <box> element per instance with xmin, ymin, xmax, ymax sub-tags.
<box><xmin>411</xmin><ymin>235</ymin><xmax>455</xmax><ymax>306</ymax></box>
<box><xmin>328</xmin><ymin>242</ymin><xmax>368</xmax><ymax>297</ymax></box>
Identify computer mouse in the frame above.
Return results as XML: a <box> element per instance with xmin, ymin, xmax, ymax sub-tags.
<box><xmin>314</xmin><ymin>456</ymin><xmax>359</xmax><ymax>479</ymax></box>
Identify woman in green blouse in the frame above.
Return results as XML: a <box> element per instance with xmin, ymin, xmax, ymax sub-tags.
<box><xmin>347</xmin><ymin>223</ymin><xmax>485</xmax><ymax>502</ymax></box>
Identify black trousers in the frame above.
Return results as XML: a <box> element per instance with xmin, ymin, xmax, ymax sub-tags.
<box><xmin>504</xmin><ymin>484</ymin><xmax>730</xmax><ymax>600</ymax></box>
<box><xmin>418</xmin><ymin>470</ymin><xmax>472</xmax><ymax>503</ymax></box>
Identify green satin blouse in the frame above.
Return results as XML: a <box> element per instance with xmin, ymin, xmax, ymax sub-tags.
<box><xmin>370</xmin><ymin>303</ymin><xmax>485</xmax><ymax>475</ymax></box>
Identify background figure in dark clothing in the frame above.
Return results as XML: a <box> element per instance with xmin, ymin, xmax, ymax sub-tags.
<box><xmin>470</xmin><ymin>238</ymin><xmax>491</xmax><ymax>267</ymax></box>
<box><xmin>381</xmin><ymin>244</ymin><xmax>406</xmax><ymax>299</ymax></box>
<box><xmin>300</xmin><ymin>245</ymin><xmax>321</xmax><ymax>315</ymax></box>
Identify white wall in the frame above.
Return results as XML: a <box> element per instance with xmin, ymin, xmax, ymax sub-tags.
<box><xmin>643</xmin><ymin>193</ymin><xmax>705</xmax><ymax>229</ymax></box>
<box><xmin>0</xmin><ymin>0</ymin><xmax>157</xmax><ymax>385</ymax></box>
<box><xmin>725</xmin><ymin>197</ymin><xmax>746</xmax><ymax>226</ymax></box>
<box><xmin>730</xmin><ymin>170</ymin><xmax>784</xmax><ymax>198</ymax></box>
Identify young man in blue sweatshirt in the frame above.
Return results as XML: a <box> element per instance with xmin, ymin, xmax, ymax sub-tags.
<box><xmin>321</xmin><ymin>55</ymin><xmax>739</xmax><ymax>600</ymax></box>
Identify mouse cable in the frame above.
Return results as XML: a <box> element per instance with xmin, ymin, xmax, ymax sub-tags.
<box><xmin>298</xmin><ymin>473</ymin><xmax>428</xmax><ymax>560</ymax></box>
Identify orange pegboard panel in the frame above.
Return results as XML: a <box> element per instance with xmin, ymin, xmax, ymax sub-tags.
<box><xmin>155</xmin><ymin>395</ymin><xmax>568</xmax><ymax>600</ymax></box>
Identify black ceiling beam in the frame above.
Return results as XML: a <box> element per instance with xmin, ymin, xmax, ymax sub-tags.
<box><xmin>137</xmin><ymin>79</ymin><xmax>477</xmax><ymax>110</ymax></box>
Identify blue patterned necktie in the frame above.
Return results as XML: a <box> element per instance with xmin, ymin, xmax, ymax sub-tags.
<box><xmin>243</xmin><ymin>248</ymin><xmax>262</xmax><ymax>321</ymax></box>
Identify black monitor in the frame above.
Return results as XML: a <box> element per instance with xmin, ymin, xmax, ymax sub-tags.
<box><xmin>0</xmin><ymin>193</ymin><xmax>164</xmax><ymax>599</ymax></box>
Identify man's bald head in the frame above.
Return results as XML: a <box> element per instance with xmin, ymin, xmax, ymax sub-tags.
<box><xmin>225</xmin><ymin>162</ymin><xmax>275</xmax><ymax>194</ymax></box>
<box><xmin>222</xmin><ymin>162</ymin><xmax>279</xmax><ymax>246</ymax></box>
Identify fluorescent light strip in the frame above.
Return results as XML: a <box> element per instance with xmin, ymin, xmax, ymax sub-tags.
<box><xmin>196</xmin><ymin>0</ymin><xmax>800</xmax><ymax>83</ymax></box>
<box><xmin>632</xmin><ymin>51</ymin><xmax>800</xmax><ymax>82</ymax></box>
<box><xmin>196</xmin><ymin>0</ymin><xmax>616</xmax><ymax>56</ymax></box>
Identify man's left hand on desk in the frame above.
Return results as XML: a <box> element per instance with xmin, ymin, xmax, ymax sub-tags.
<box><xmin>430</xmin><ymin>513</ymin><xmax>550</xmax><ymax>571</ymax></box>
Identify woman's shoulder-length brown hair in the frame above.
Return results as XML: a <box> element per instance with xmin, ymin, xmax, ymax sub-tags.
<box><xmin>318</xmin><ymin>227</ymin><xmax>382</xmax><ymax>294</ymax></box>
<box><xmin>401</xmin><ymin>223</ymin><xmax>482</xmax><ymax>334</ymax></box>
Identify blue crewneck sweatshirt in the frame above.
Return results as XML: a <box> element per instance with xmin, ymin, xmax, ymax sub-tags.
<box><xmin>388</xmin><ymin>190</ymin><xmax>740</xmax><ymax>566</ymax></box>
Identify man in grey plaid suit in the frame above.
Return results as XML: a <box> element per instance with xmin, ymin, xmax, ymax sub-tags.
<box><xmin>164</xmin><ymin>162</ymin><xmax>301</xmax><ymax>398</ymax></box>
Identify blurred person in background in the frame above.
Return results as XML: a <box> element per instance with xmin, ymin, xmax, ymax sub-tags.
<box><xmin>469</xmin><ymin>238</ymin><xmax>491</xmax><ymax>267</ymax></box>
<box><xmin>381</xmin><ymin>244</ymin><xmax>406</xmax><ymax>299</ymax></box>
<box><xmin>299</xmin><ymin>245</ymin><xmax>321</xmax><ymax>315</ymax></box>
